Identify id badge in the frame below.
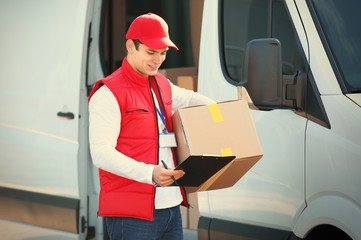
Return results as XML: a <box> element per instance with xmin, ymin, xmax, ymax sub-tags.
<box><xmin>159</xmin><ymin>132</ymin><xmax>177</xmax><ymax>148</ymax></box>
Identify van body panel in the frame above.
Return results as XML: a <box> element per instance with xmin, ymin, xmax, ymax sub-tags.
<box><xmin>203</xmin><ymin>109</ymin><xmax>306</xmax><ymax>230</ymax></box>
<box><xmin>347</xmin><ymin>94</ymin><xmax>361</xmax><ymax>106</ymax></box>
<box><xmin>0</xmin><ymin>0</ymin><xmax>90</xmax><ymax>236</ymax></box>
<box><xmin>305</xmin><ymin>95</ymin><xmax>361</xmax><ymax>206</ymax></box>
<box><xmin>284</xmin><ymin>0</ymin><xmax>308</xmax><ymax>62</ymax></box>
<box><xmin>297</xmin><ymin>94</ymin><xmax>361</xmax><ymax>238</ymax></box>
<box><xmin>0</xmin><ymin>0</ymin><xmax>88</xmax><ymax>197</ymax></box>
<box><xmin>293</xmin><ymin>195</ymin><xmax>361</xmax><ymax>240</ymax></box>
<box><xmin>197</xmin><ymin>0</ymin><xmax>361</xmax><ymax>239</ymax></box>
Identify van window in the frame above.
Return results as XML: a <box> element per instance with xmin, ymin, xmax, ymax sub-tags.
<box><xmin>309</xmin><ymin>0</ymin><xmax>361</xmax><ymax>93</ymax></box>
<box><xmin>222</xmin><ymin>0</ymin><xmax>304</xmax><ymax>84</ymax></box>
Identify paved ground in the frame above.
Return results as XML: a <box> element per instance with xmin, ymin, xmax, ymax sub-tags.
<box><xmin>183</xmin><ymin>228</ymin><xmax>198</xmax><ymax>240</ymax></box>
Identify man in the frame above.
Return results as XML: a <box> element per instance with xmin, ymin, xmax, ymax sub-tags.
<box><xmin>88</xmin><ymin>13</ymin><xmax>214</xmax><ymax>240</ymax></box>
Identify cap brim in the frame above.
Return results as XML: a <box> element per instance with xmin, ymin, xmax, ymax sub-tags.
<box><xmin>140</xmin><ymin>37</ymin><xmax>179</xmax><ymax>51</ymax></box>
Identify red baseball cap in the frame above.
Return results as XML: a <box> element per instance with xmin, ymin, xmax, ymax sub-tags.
<box><xmin>126</xmin><ymin>13</ymin><xmax>178</xmax><ymax>50</ymax></box>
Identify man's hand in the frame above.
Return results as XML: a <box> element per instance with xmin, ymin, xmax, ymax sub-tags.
<box><xmin>152</xmin><ymin>164</ymin><xmax>185</xmax><ymax>187</ymax></box>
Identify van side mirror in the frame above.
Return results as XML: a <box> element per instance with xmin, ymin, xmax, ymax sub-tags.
<box><xmin>244</xmin><ymin>38</ymin><xmax>305</xmax><ymax>110</ymax></box>
<box><xmin>244</xmin><ymin>39</ymin><xmax>282</xmax><ymax>109</ymax></box>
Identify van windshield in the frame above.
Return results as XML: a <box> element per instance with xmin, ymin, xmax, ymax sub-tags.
<box><xmin>310</xmin><ymin>0</ymin><xmax>361</xmax><ymax>93</ymax></box>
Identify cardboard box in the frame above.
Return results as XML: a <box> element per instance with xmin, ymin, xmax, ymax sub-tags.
<box><xmin>177</xmin><ymin>76</ymin><xmax>198</xmax><ymax>91</ymax></box>
<box><xmin>158</xmin><ymin>67</ymin><xmax>197</xmax><ymax>85</ymax></box>
<box><xmin>158</xmin><ymin>68</ymin><xmax>198</xmax><ymax>91</ymax></box>
<box><xmin>172</xmin><ymin>100</ymin><xmax>263</xmax><ymax>192</ymax></box>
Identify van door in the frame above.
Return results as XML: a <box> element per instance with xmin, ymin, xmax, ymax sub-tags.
<box><xmin>197</xmin><ymin>0</ymin><xmax>308</xmax><ymax>238</ymax></box>
<box><xmin>0</xmin><ymin>0</ymin><xmax>91</xmax><ymax>238</ymax></box>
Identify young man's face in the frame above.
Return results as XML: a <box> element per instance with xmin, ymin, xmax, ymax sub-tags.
<box><xmin>127</xmin><ymin>40</ymin><xmax>168</xmax><ymax>77</ymax></box>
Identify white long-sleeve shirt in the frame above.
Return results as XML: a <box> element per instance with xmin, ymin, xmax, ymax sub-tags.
<box><xmin>89</xmin><ymin>80</ymin><xmax>215</xmax><ymax>209</ymax></box>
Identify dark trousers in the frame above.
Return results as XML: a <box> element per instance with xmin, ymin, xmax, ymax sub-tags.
<box><xmin>105</xmin><ymin>205</ymin><xmax>183</xmax><ymax>240</ymax></box>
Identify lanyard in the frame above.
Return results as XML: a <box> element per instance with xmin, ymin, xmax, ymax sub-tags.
<box><xmin>150</xmin><ymin>76</ymin><xmax>169</xmax><ymax>133</ymax></box>
<box><xmin>155</xmin><ymin>103</ymin><xmax>168</xmax><ymax>134</ymax></box>
<box><xmin>155</xmin><ymin>105</ymin><xmax>166</xmax><ymax>126</ymax></box>
<box><xmin>156</xmin><ymin>104</ymin><xmax>176</xmax><ymax>148</ymax></box>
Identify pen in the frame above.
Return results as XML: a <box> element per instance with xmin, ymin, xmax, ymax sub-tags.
<box><xmin>161</xmin><ymin>160</ymin><xmax>178</xmax><ymax>186</ymax></box>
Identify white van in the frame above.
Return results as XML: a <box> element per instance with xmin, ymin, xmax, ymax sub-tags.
<box><xmin>0</xmin><ymin>1</ymin><xmax>96</xmax><ymax>239</ymax></box>
<box><xmin>196</xmin><ymin>0</ymin><xmax>361</xmax><ymax>239</ymax></box>
<box><xmin>1</xmin><ymin>0</ymin><xmax>360</xmax><ymax>239</ymax></box>
<box><xmin>0</xmin><ymin>0</ymin><xmax>200</xmax><ymax>239</ymax></box>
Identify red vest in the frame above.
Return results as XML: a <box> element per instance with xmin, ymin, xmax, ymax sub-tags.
<box><xmin>88</xmin><ymin>58</ymin><xmax>187</xmax><ymax>221</ymax></box>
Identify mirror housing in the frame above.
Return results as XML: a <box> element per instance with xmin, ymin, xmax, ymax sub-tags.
<box><xmin>244</xmin><ymin>38</ymin><xmax>306</xmax><ymax>110</ymax></box>
<box><xmin>244</xmin><ymin>39</ymin><xmax>282</xmax><ymax>109</ymax></box>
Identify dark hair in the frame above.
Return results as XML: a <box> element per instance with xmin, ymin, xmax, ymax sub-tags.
<box><xmin>132</xmin><ymin>39</ymin><xmax>143</xmax><ymax>50</ymax></box>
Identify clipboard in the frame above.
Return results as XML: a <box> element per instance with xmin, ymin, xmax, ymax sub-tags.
<box><xmin>172</xmin><ymin>155</ymin><xmax>235</xmax><ymax>187</ymax></box>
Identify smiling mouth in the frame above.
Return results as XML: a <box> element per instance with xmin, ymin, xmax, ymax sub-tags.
<box><xmin>149</xmin><ymin>64</ymin><xmax>159</xmax><ymax>71</ymax></box>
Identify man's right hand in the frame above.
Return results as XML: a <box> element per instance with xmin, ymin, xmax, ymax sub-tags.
<box><xmin>152</xmin><ymin>164</ymin><xmax>185</xmax><ymax>187</ymax></box>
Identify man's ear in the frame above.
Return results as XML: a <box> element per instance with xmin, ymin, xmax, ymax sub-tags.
<box><xmin>126</xmin><ymin>39</ymin><xmax>134</xmax><ymax>53</ymax></box>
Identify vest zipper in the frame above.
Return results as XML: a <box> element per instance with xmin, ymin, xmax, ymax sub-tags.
<box><xmin>153</xmin><ymin>76</ymin><xmax>171</xmax><ymax>131</ymax></box>
<box><xmin>148</xmin><ymin>77</ymin><xmax>160</xmax><ymax>166</ymax></box>
<box><xmin>149</xmin><ymin>77</ymin><xmax>159</xmax><ymax>221</ymax></box>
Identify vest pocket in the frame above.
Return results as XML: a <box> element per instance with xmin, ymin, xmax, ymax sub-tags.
<box><xmin>125</xmin><ymin>108</ymin><xmax>149</xmax><ymax>113</ymax></box>
<box><xmin>121</xmin><ymin>106</ymin><xmax>154</xmax><ymax>139</ymax></box>
<box><xmin>123</xmin><ymin>107</ymin><xmax>151</xmax><ymax>124</ymax></box>
<box><xmin>124</xmin><ymin>108</ymin><xmax>150</xmax><ymax>119</ymax></box>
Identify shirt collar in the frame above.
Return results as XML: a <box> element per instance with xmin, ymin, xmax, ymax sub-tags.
<box><xmin>123</xmin><ymin>57</ymin><xmax>151</xmax><ymax>86</ymax></box>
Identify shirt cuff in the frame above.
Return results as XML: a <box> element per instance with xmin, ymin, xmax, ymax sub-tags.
<box><xmin>145</xmin><ymin>164</ymin><xmax>157</xmax><ymax>185</ymax></box>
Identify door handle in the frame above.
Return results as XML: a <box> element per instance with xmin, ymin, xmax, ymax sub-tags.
<box><xmin>57</xmin><ymin>111</ymin><xmax>75</xmax><ymax>120</ymax></box>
